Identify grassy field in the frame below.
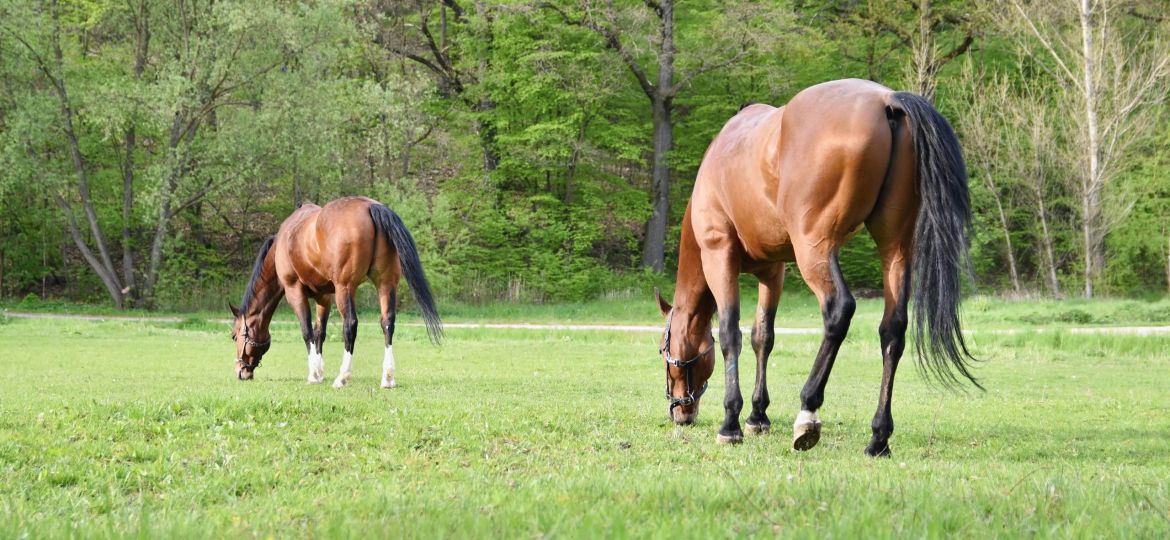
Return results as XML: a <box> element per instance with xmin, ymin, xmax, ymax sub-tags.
<box><xmin>2</xmin><ymin>313</ymin><xmax>1169</xmax><ymax>537</ymax></box>
<box><xmin>5</xmin><ymin>290</ymin><xmax>1170</xmax><ymax>330</ymax></box>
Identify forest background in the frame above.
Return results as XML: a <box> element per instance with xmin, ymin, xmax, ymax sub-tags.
<box><xmin>1</xmin><ymin>0</ymin><xmax>1167</xmax><ymax>312</ymax></box>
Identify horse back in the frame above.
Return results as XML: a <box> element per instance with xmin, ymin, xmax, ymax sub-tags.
<box><xmin>691</xmin><ymin>79</ymin><xmax>903</xmax><ymax>263</ymax></box>
<box><xmin>275</xmin><ymin>197</ymin><xmax>391</xmax><ymax>292</ymax></box>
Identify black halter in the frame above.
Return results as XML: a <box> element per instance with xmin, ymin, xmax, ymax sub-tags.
<box><xmin>661</xmin><ymin>308</ymin><xmax>713</xmax><ymax>413</ymax></box>
<box><xmin>239</xmin><ymin>323</ymin><xmax>271</xmax><ymax>367</ymax></box>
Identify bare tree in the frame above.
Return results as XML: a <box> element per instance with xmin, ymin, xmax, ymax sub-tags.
<box><xmin>956</xmin><ymin>66</ymin><xmax>1022</xmax><ymax>293</ymax></box>
<box><xmin>909</xmin><ymin>0</ymin><xmax>978</xmax><ymax>101</ymax></box>
<box><xmin>1011</xmin><ymin>87</ymin><xmax>1063</xmax><ymax>298</ymax></box>
<box><xmin>1002</xmin><ymin>0</ymin><xmax>1170</xmax><ymax>297</ymax></box>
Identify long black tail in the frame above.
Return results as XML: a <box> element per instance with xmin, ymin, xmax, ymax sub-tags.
<box><xmin>369</xmin><ymin>204</ymin><xmax>443</xmax><ymax>344</ymax></box>
<box><xmin>889</xmin><ymin>92</ymin><xmax>980</xmax><ymax>390</ymax></box>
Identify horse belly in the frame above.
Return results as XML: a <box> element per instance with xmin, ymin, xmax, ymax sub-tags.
<box><xmin>738</xmin><ymin>222</ymin><xmax>795</xmax><ymax>264</ymax></box>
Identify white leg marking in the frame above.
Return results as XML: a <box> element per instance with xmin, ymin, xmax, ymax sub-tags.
<box><xmin>381</xmin><ymin>345</ymin><xmax>396</xmax><ymax>389</ymax></box>
<box><xmin>794</xmin><ymin>409</ymin><xmax>821</xmax><ymax>428</ymax></box>
<box><xmin>333</xmin><ymin>350</ymin><xmax>353</xmax><ymax>388</ymax></box>
<box><xmin>307</xmin><ymin>343</ymin><xmax>325</xmax><ymax>384</ymax></box>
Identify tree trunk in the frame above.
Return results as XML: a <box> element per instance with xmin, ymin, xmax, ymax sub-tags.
<box><xmin>640</xmin><ymin>0</ymin><xmax>675</xmax><ymax>272</ymax></box>
<box><xmin>142</xmin><ymin>114</ymin><xmax>193</xmax><ymax>303</ymax></box>
<box><xmin>642</xmin><ymin>96</ymin><xmax>672</xmax><ymax>272</ymax></box>
<box><xmin>1036</xmin><ymin>186</ymin><xmax>1061</xmax><ymax>298</ymax></box>
<box><xmin>915</xmin><ymin>0</ymin><xmax>936</xmax><ymax>101</ymax></box>
<box><xmin>1079</xmin><ymin>0</ymin><xmax>1101</xmax><ymax>298</ymax></box>
<box><xmin>120</xmin><ymin>0</ymin><xmax>150</xmax><ymax>306</ymax></box>
<box><xmin>121</xmin><ymin>126</ymin><xmax>137</xmax><ymax>304</ymax></box>
<box><xmin>43</xmin><ymin>0</ymin><xmax>124</xmax><ymax>308</ymax></box>
<box><xmin>988</xmin><ymin>188</ymin><xmax>1021</xmax><ymax>293</ymax></box>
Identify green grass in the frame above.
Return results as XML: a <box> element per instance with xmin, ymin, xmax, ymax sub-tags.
<box><xmin>2</xmin><ymin>316</ymin><xmax>1169</xmax><ymax>537</ymax></box>
<box><xmin>5</xmin><ymin>289</ymin><xmax>1170</xmax><ymax>330</ymax></box>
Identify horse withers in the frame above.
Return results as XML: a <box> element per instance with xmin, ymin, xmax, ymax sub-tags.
<box><xmin>658</xmin><ymin>79</ymin><xmax>979</xmax><ymax>456</ymax></box>
<box><xmin>230</xmin><ymin>196</ymin><xmax>442</xmax><ymax>387</ymax></box>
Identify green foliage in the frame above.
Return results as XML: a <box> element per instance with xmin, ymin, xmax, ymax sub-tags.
<box><xmin>0</xmin><ymin>0</ymin><xmax>1167</xmax><ymax>308</ymax></box>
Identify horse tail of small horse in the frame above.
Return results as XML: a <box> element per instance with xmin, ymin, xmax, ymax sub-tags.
<box><xmin>369</xmin><ymin>204</ymin><xmax>444</xmax><ymax>344</ymax></box>
<box><xmin>887</xmin><ymin>91</ymin><xmax>981</xmax><ymax>390</ymax></box>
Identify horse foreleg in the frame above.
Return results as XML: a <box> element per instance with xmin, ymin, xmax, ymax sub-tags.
<box><xmin>333</xmin><ymin>288</ymin><xmax>357</xmax><ymax>388</ymax></box>
<box><xmin>793</xmin><ymin>248</ymin><xmax>855</xmax><ymax>451</ymax></box>
<box><xmin>287</xmin><ymin>289</ymin><xmax>323</xmax><ymax>384</ymax></box>
<box><xmin>745</xmin><ymin>265</ymin><xmax>784</xmax><ymax>435</ymax></box>
<box><xmin>701</xmin><ymin>247</ymin><xmax>744</xmax><ymax>445</ymax></box>
<box><xmin>379</xmin><ymin>287</ymin><xmax>398</xmax><ymax>389</ymax></box>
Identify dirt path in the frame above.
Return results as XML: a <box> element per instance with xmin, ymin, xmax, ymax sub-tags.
<box><xmin>5</xmin><ymin>310</ymin><xmax>1169</xmax><ymax>336</ymax></box>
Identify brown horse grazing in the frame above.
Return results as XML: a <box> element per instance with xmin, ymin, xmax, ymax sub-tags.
<box><xmin>656</xmin><ymin>79</ymin><xmax>978</xmax><ymax>456</ymax></box>
<box><xmin>230</xmin><ymin>196</ymin><xmax>442</xmax><ymax>387</ymax></box>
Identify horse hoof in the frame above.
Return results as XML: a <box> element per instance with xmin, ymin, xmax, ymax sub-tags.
<box><xmin>716</xmin><ymin>431</ymin><xmax>744</xmax><ymax>445</ymax></box>
<box><xmin>744</xmin><ymin>422</ymin><xmax>771</xmax><ymax>435</ymax></box>
<box><xmin>864</xmin><ymin>443</ymin><xmax>891</xmax><ymax>458</ymax></box>
<box><xmin>307</xmin><ymin>377</ymin><xmax>324</xmax><ymax>385</ymax></box>
<box><xmin>332</xmin><ymin>379</ymin><xmax>348</xmax><ymax>388</ymax></box>
<box><xmin>792</xmin><ymin>422</ymin><xmax>821</xmax><ymax>451</ymax></box>
<box><xmin>380</xmin><ymin>380</ymin><xmax>396</xmax><ymax>389</ymax></box>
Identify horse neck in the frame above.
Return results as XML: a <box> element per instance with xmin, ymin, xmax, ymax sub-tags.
<box><xmin>671</xmin><ymin>204</ymin><xmax>716</xmax><ymax>346</ymax></box>
<box><xmin>243</xmin><ymin>248</ymin><xmax>284</xmax><ymax>334</ymax></box>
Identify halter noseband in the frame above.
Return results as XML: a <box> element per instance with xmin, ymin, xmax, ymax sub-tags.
<box><xmin>661</xmin><ymin>308</ymin><xmax>713</xmax><ymax>412</ymax></box>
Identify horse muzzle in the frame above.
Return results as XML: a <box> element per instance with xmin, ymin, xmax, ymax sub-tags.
<box><xmin>669</xmin><ymin>400</ymin><xmax>700</xmax><ymax>425</ymax></box>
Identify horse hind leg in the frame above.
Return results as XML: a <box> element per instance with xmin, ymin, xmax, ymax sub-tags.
<box><xmin>378</xmin><ymin>286</ymin><xmax>398</xmax><ymax>389</ymax></box>
<box><xmin>332</xmin><ymin>286</ymin><xmax>358</xmax><ymax>388</ymax></box>
<box><xmin>792</xmin><ymin>246</ymin><xmax>856</xmax><ymax>451</ymax></box>
<box><xmin>866</xmin><ymin>245</ymin><xmax>910</xmax><ymax>457</ymax></box>
<box><xmin>310</xmin><ymin>296</ymin><xmax>331</xmax><ymax>384</ymax></box>
<box><xmin>745</xmin><ymin>265</ymin><xmax>784</xmax><ymax>435</ymax></box>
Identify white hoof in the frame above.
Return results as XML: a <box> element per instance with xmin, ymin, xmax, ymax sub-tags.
<box><xmin>332</xmin><ymin>373</ymin><xmax>351</xmax><ymax>388</ymax></box>
<box><xmin>792</xmin><ymin>410</ymin><xmax>823</xmax><ymax>451</ymax></box>
<box><xmin>381</xmin><ymin>376</ymin><xmax>396</xmax><ymax>389</ymax></box>
<box><xmin>307</xmin><ymin>372</ymin><xmax>325</xmax><ymax>384</ymax></box>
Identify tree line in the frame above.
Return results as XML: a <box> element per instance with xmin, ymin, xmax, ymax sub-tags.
<box><xmin>0</xmin><ymin>0</ymin><xmax>1167</xmax><ymax>310</ymax></box>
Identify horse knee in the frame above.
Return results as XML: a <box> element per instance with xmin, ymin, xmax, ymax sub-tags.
<box><xmin>750</xmin><ymin>323</ymin><xmax>774</xmax><ymax>356</ymax></box>
<box><xmin>719</xmin><ymin>312</ymin><xmax>742</xmax><ymax>356</ymax></box>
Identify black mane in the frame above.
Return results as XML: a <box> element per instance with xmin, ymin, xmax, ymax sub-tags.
<box><xmin>239</xmin><ymin>236</ymin><xmax>275</xmax><ymax>315</ymax></box>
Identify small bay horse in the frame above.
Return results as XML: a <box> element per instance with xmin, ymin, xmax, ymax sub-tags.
<box><xmin>230</xmin><ymin>196</ymin><xmax>442</xmax><ymax>387</ymax></box>
<box><xmin>657</xmin><ymin>79</ymin><xmax>978</xmax><ymax>456</ymax></box>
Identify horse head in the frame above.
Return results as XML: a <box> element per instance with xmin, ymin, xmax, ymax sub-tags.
<box><xmin>230</xmin><ymin>303</ymin><xmax>271</xmax><ymax>380</ymax></box>
<box><xmin>655</xmin><ymin>288</ymin><xmax>715</xmax><ymax>425</ymax></box>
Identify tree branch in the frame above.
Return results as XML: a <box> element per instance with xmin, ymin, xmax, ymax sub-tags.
<box><xmin>540</xmin><ymin>2</ymin><xmax>655</xmax><ymax>98</ymax></box>
<box><xmin>1010</xmin><ymin>0</ymin><xmax>1082</xmax><ymax>90</ymax></box>
<box><xmin>671</xmin><ymin>47</ymin><xmax>748</xmax><ymax>96</ymax></box>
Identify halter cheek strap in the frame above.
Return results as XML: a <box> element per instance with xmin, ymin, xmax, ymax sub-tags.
<box><xmin>661</xmin><ymin>308</ymin><xmax>713</xmax><ymax>412</ymax></box>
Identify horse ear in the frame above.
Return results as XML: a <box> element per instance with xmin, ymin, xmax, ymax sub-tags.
<box><xmin>228</xmin><ymin>302</ymin><xmax>240</xmax><ymax>318</ymax></box>
<box><xmin>654</xmin><ymin>287</ymin><xmax>672</xmax><ymax>317</ymax></box>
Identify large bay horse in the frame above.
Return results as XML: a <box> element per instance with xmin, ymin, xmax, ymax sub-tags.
<box><xmin>230</xmin><ymin>196</ymin><xmax>442</xmax><ymax>387</ymax></box>
<box><xmin>656</xmin><ymin>79</ymin><xmax>978</xmax><ymax>456</ymax></box>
